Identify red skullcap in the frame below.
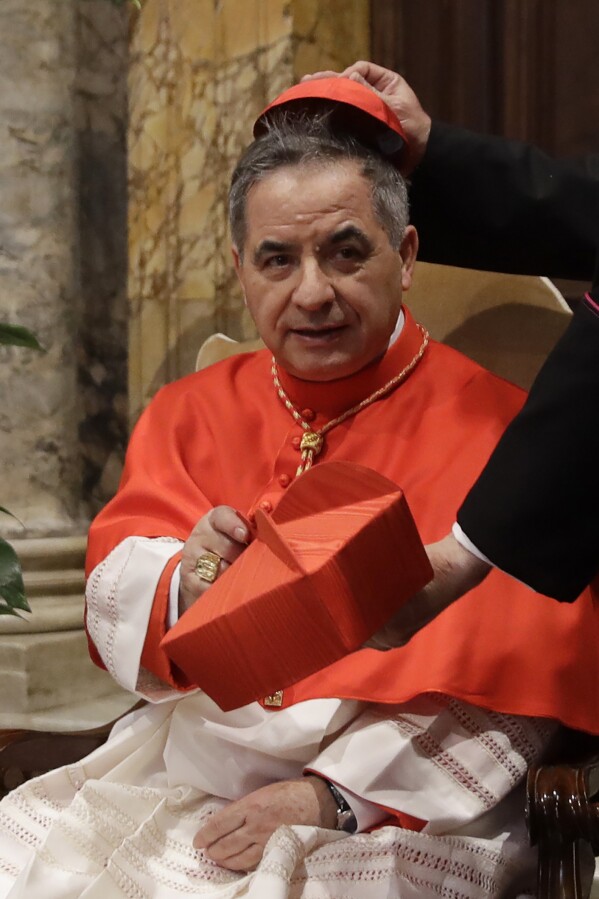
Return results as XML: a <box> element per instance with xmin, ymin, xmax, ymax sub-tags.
<box><xmin>253</xmin><ymin>77</ymin><xmax>408</xmax><ymax>167</ymax></box>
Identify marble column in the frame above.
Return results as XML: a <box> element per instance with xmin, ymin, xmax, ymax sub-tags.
<box><xmin>0</xmin><ymin>0</ymin><xmax>131</xmax><ymax>726</ymax></box>
<box><xmin>0</xmin><ymin>0</ymin><xmax>83</xmax><ymax>539</ymax></box>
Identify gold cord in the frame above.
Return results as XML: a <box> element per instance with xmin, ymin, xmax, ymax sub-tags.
<box><xmin>272</xmin><ymin>324</ymin><xmax>429</xmax><ymax>477</ymax></box>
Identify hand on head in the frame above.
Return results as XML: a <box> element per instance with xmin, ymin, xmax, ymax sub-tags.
<box><xmin>301</xmin><ymin>61</ymin><xmax>431</xmax><ymax>175</ymax></box>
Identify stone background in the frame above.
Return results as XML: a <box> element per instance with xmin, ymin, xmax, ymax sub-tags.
<box><xmin>0</xmin><ymin>0</ymin><xmax>128</xmax><ymax>536</ymax></box>
<box><xmin>0</xmin><ymin>0</ymin><xmax>131</xmax><ymax>726</ymax></box>
<box><xmin>0</xmin><ymin>0</ymin><xmax>82</xmax><ymax>536</ymax></box>
<box><xmin>75</xmin><ymin>1</ymin><xmax>129</xmax><ymax>514</ymax></box>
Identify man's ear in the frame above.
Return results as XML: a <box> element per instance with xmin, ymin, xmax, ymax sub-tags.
<box><xmin>399</xmin><ymin>225</ymin><xmax>418</xmax><ymax>292</ymax></box>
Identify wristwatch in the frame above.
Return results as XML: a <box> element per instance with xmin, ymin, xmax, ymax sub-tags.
<box><xmin>324</xmin><ymin>780</ymin><xmax>357</xmax><ymax>833</ymax></box>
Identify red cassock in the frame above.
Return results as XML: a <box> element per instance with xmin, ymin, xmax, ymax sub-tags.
<box><xmin>86</xmin><ymin>307</ymin><xmax>599</xmax><ymax>731</ymax></box>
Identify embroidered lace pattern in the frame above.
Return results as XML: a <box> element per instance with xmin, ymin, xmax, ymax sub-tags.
<box><xmin>105</xmin><ymin>861</ymin><xmax>148</xmax><ymax>899</ymax></box>
<box><xmin>392</xmin><ymin>713</ymin><xmax>498</xmax><ymax>809</ymax></box>
<box><xmin>0</xmin><ymin>699</ymin><xmax>541</xmax><ymax>897</ymax></box>
<box><xmin>0</xmin><ymin>778</ymin><xmax>56</xmax><ymax>851</ymax></box>
<box><xmin>269</xmin><ymin>824</ymin><xmax>528</xmax><ymax>899</ymax></box>
<box><xmin>386</xmin><ymin>694</ymin><xmax>548</xmax><ymax>812</ymax></box>
<box><xmin>86</xmin><ymin>539</ymin><xmax>136</xmax><ymax>681</ymax></box>
<box><xmin>0</xmin><ymin>771</ymin><xmax>534</xmax><ymax>898</ymax></box>
<box><xmin>86</xmin><ymin>536</ymin><xmax>182</xmax><ymax>689</ymax></box>
<box><xmin>443</xmin><ymin>698</ymin><xmax>555</xmax><ymax>785</ymax></box>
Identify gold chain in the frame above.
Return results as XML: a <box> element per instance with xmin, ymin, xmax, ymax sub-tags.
<box><xmin>272</xmin><ymin>324</ymin><xmax>430</xmax><ymax>477</ymax></box>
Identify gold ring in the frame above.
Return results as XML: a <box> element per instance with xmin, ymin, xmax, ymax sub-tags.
<box><xmin>195</xmin><ymin>551</ymin><xmax>222</xmax><ymax>584</ymax></box>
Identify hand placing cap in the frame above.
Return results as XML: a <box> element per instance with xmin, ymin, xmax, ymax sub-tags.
<box><xmin>253</xmin><ymin>76</ymin><xmax>408</xmax><ymax>168</ymax></box>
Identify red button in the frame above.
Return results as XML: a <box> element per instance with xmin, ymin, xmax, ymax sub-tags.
<box><xmin>301</xmin><ymin>408</ymin><xmax>315</xmax><ymax>422</ymax></box>
<box><xmin>278</xmin><ymin>474</ymin><xmax>291</xmax><ymax>487</ymax></box>
<box><xmin>292</xmin><ymin>436</ymin><xmax>302</xmax><ymax>449</ymax></box>
<box><xmin>248</xmin><ymin>512</ymin><xmax>256</xmax><ymax>525</ymax></box>
<box><xmin>259</xmin><ymin>500</ymin><xmax>273</xmax><ymax>513</ymax></box>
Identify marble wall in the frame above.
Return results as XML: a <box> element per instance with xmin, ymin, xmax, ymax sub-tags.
<box><xmin>128</xmin><ymin>0</ymin><xmax>369</xmax><ymax>421</ymax></box>
<box><xmin>0</xmin><ymin>0</ymin><xmax>131</xmax><ymax>726</ymax></box>
<box><xmin>0</xmin><ymin>0</ymin><xmax>129</xmax><ymax>536</ymax></box>
<box><xmin>75</xmin><ymin>1</ymin><xmax>129</xmax><ymax>514</ymax></box>
<box><xmin>0</xmin><ymin>0</ymin><xmax>82</xmax><ymax>537</ymax></box>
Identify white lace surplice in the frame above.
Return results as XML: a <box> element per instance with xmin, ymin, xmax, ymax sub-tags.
<box><xmin>0</xmin><ymin>538</ymin><xmax>554</xmax><ymax>898</ymax></box>
<box><xmin>0</xmin><ymin>692</ymin><xmax>549</xmax><ymax>899</ymax></box>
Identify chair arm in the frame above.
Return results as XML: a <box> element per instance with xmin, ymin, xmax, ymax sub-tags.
<box><xmin>526</xmin><ymin>756</ymin><xmax>599</xmax><ymax>899</ymax></box>
<box><xmin>0</xmin><ymin>700</ymin><xmax>145</xmax><ymax>798</ymax></box>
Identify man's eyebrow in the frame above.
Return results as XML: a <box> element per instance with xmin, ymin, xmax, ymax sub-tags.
<box><xmin>253</xmin><ymin>239</ymin><xmax>295</xmax><ymax>263</ymax></box>
<box><xmin>329</xmin><ymin>225</ymin><xmax>373</xmax><ymax>249</ymax></box>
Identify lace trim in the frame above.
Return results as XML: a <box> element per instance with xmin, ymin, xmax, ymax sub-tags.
<box><xmin>0</xmin><ymin>790</ymin><xmax>528</xmax><ymax>898</ymax></box>
<box><xmin>116</xmin><ymin>800</ymin><xmax>239</xmax><ymax>890</ymax></box>
<box><xmin>0</xmin><ymin>855</ymin><xmax>20</xmax><ymax>879</ymax></box>
<box><xmin>291</xmin><ymin>828</ymin><xmax>521</xmax><ymax>898</ymax></box>
<box><xmin>69</xmin><ymin>787</ymin><xmax>141</xmax><ymax>852</ymax></box>
<box><xmin>104</xmin><ymin>860</ymin><xmax>148</xmax><ymax>899</ymax></box>
<box><xmin>39</xmin><ymin>815</ymin><xmax>109</xmax><ymax>874</ymax></box>
<box><xmin>4</xmin><ymin>787</ymin><xmax>54</xmax><ymax>830</ymax></box>
<box><xmin>86</xmin><ymin>542</ymin><xmax>135</xmax><ymax>681</ymax></box>
<box><xmin>87</xmin><ymin>537</ymin><xmax>184</xmax><ymax>690</ymax></box>
<box><xmin>0</xmin><ymin>809</ymin><xmax>41</xmax><ymax>852</ymax></box>
<box><xmin>443</xmin><ymin>698</ymin><xmax>550</xmax><ymax>787</ymax></box>
<box><xmin>392</xmin><ymin>714</ymin><xmax>498</xmax><ymax>809</ymax></box>
<box><xmin>0</xmin><ymin>788</ymin><xmax>49</xmax><ymax>852</ymax></box>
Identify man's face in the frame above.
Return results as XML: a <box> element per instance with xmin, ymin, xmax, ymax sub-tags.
<box><xmin>232</xmin><ymin>160</ymin><xmax>418</xmax><ymax>381</ymax></box>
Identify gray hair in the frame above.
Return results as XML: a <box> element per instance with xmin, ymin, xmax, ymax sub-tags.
<box><xmin>228</xmin><ymin>112</ymin><xmax>409</xmax><ymax>257</ymax></box>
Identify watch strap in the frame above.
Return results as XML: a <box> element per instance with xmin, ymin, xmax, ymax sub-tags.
<box><xmin>322</xmin><ymin>779</ymin><xmax>358</xmax><ymax>833</ymax></box>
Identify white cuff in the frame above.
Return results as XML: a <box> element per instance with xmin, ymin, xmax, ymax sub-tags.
<box><xmin>452</xmin><ymin>521</ymin><xmax>493</xmax><ymax>565</ymax></box>
<box><xmin>86</xmin><ymin>536</ymin><xmax>184</xmax><ymax>695</ymax></box>
<box><xmin>167</xmin><ymin>563</ymin><xmax>182</xmax><ymax>629</ymax></box>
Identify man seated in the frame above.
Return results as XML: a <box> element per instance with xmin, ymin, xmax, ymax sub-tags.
<box><xmin>1</xmin><ymin>79</ymin><xmax>598</xmax><ymax>899</ymax></box>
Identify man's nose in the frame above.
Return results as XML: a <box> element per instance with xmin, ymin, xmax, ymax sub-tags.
<box><xmin>291</xmin><ymin>259</ymin><xmax>335</xmax><ymax>309</ymax></box>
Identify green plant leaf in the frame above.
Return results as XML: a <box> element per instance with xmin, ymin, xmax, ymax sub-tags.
<box><xmin>0</xmin><ymin>323</ymin><xmax>44</xmax><ymax>351</ymax></box>
<box><xmin>0</xmin><ymin>538</ymin><xmax>31</xmax><ymax>615</ymax></box>
<box><xmin>0</xmin><ymin>606</ymin><xmax>26</xmax><ymax>619</ymax></box>
<box><xmin>0</xmin><ymin>505</ymin><xmax>24</xmax><ymax>527</ymax></box>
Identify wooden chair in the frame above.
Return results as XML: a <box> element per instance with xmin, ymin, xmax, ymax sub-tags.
<box><xmin>2</xmin><ymin>263</ymin><xmax>597</xmax><ymax>898</ymax></box>
<box><xmin>526</xmin><ymin>736</ymin><xmax>599</xmax><ymax>899</ymax></box>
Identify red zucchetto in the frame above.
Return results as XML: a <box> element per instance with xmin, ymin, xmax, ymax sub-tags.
<box><xmin>253</xmin><ymin>76</ymin><xmax>408</xmax><ymax>167</ymax></box>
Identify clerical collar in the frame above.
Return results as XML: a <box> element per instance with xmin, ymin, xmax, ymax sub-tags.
<box><xmin>388</xmin><ymin>308</ymin><xmax>405</xmax><ymax>348</ymax></box>
<box><xmin>276</xmin><ymin>305</ymin><xmax>426</xmax><ymax>419</ymax></box>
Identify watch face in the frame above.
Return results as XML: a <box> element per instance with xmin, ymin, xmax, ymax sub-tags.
<box><xmin>337</xmin><ymin>808</ymin><xmax>357</xmax><ymax>833</ymax></box>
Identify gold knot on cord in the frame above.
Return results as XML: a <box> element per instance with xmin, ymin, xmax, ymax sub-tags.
<box><xmin>299</xmin><ymin>431</ymin><xmax>323</xmax><ymax>453</ymax></box>
<box><xmin>299</xmin><ymin>431</ymin><xmax>324</xmax><ymax>475</ymax></box>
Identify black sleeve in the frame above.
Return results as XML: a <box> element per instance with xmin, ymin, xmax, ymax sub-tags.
<box><xmin>409</xmin><ymin>122</ymin><xmax>599</xmax><ymax>283</ymax></box>
<box><xmin>457</xmin><ymin>297</ymin><xmax>599</xmax><ymax>600</ymax></box>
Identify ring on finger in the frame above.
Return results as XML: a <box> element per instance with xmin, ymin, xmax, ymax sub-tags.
<box><xmin>195</xmin><ymin>551</ymin><xmax>222</xmax><ymax>584</ymax></box>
